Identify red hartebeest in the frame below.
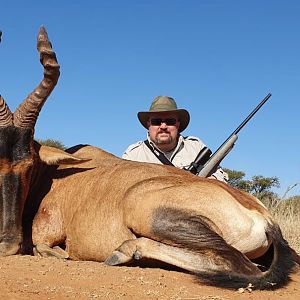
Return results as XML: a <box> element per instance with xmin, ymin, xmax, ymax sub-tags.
<box><xmin>0</xmin><ymin>27</ymin><xmax>299</xmax><ymax>291</ymax></box>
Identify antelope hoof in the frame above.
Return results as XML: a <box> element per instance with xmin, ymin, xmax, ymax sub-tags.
<box><xmin>34</xmin><ymin>244</ymin><xmax>69</xmax><ymax>259</ymax></box>
<box><xmin>134</xmin><ymin>250</ymin><xmax>142</xmax><ymax>260</ymax></box>
<box><xmin>105</xmin><ymin>250</ymin><xmax>133</xmax><ymax>266</ymax></box>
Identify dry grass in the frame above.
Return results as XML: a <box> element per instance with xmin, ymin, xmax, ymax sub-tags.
<box><xmin>265</xmin><ymin>197</ymin><xmax>300</xmax><ymax>254</ymax></box>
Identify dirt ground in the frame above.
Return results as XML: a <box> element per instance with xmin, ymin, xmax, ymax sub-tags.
<box><xmin>0</xmin><ymin>255</ymin><xmax>299</xmax><ymax>300</ymax></box>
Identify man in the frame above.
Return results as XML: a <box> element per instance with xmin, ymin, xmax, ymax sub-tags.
<box><xmin>122</xmin><ymin>96</ymin><xmax>228</xmax><ymax>182</ymax></box>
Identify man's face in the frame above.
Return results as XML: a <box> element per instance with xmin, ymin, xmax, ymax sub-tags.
<box><xmin>147</xmin><ymin>113</ymin><xmax>180</xmax><ymax>151</ymax></box>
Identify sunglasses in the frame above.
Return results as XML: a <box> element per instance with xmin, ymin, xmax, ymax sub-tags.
<box><xmin>150</xmin><ymin>118</ymin><xmax>178</xmax><ymax>126</ymax></box>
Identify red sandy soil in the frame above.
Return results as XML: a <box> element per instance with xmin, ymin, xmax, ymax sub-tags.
<box><xmin>0</xmin><ymin>255</ymin><xmax>299</xmax><ymax>300</ymax></box>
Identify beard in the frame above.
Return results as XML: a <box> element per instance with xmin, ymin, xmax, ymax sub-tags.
<box><xmin>154</xmin><ymin>132</ymin><xmax>174</xmax><ymax>145</ymax></box>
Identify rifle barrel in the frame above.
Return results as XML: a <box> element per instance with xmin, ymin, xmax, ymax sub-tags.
<box><xmin>196</xmin><ymin>93</ymin><xmax>272</xmax><ymax>176</ymax></box>
<box><xmin>233</xmin><ymin>93</ymin><xmax>271</xmax><ymax>136</ymax></box>
<box><xmin>214</xmin><ymin>93</ymin><xmax>271</xmax><ymax>154</ymax></box>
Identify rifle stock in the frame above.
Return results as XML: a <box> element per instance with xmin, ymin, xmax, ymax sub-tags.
<box><xmin>197</xmin><ymin>134</ymin><xmax>237</xmax><ymax>177</ymax></box>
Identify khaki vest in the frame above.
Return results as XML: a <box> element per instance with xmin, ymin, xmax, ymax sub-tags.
<box><xmin>122</xmin><ymin>135</ymin><xmax>228</xmax><ymax>182</ymax></box>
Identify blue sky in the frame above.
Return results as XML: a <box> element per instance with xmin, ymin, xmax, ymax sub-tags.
<box><xmin>1</xmin><ymin>1</ymin><xmax>299</xmax><ymax>196</ymax></box>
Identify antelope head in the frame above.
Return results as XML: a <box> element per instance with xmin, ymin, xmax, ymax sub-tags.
<box><xmin>0</xmin><ymin>27</ymin><xmax>60</xmax><ymax>256</ymax></box>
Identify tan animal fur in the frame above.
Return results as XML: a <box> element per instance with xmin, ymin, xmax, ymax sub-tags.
<box><xmin>0</xmin><ymin>27</ymin><xmax>299</xmax><ymax>291</ymax></box>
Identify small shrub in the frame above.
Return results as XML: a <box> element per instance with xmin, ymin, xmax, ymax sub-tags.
<box><xmin>36</xmin><ymin>138</ymin><xmax>66</xmax><ymax>150</ymax></box>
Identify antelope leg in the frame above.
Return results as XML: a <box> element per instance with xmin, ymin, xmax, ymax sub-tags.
<box><xmin>105</xmin><ymin>237</ymin><xmax>232</xmax><ymax>273</ymax></box>
<box><xmin>34</xmin><ymin>244</ymin><xmax>69</xmax><ymax>259</ymax></box>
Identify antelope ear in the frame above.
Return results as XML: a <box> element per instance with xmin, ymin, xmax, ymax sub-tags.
<box><xmin>37</xmin><ymin>145</ymin><xmax>91</xmax><ymax>165</ymax></box>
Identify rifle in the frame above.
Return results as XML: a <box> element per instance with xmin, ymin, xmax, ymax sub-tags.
<box><xmin>187</xmin><ymin>93</ymin><xmax>272</xmax><ymax>177</ymax></box>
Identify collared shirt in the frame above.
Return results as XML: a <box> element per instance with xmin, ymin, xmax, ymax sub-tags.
<box><xmin>122</xmin><ymin>135</ymin><xmax>228</xmax><ymax>182</ymax></box>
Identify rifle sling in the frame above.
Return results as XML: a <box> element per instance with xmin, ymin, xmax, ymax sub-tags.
<box><xmin>144</xmin><ymin>140</ymin><xmax>175</xmax><ymax>167</ymax></box>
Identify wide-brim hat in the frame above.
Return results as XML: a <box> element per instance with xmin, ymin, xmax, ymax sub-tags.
<box><xmin>137</xmin><ymin>96</ymin><xmax>190</xmax><ymax>133</ymax></box>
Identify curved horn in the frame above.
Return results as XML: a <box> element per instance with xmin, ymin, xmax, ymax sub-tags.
<box><xmin>0</xmin><ymin>95</ymin><xmax>13</xmax><ymax>126</ymax></box>
<box><xmin>13</xmin><ymin>26</ymin><xmax>60</xmax><ymax>129</ymax></box>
